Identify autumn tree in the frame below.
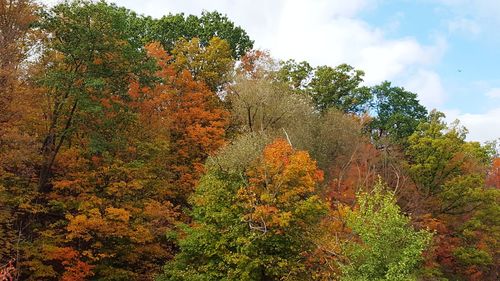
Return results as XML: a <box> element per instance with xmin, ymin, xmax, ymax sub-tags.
<box><xmin>486</xmin><ymin>158</ymin><xmax>500</xmax><ymax>188</ymax></box>
<box><xmin>159</xmin><ymin>139</ymin><xmax>329</xmax><ymax>280</ymax></box>
<box><xmin>35</xmin><ymin>0</ymin><xmax>156</xmax><ymax>192</ymax></box>
<box><xmin>0</xmin><ymin>0</ymin><xmax>43</xmax><ymax>273</ymax></box>
<box><xmin>144</xmin><ymin>42</ymin><xmax>229</xmax><ymax>202</ymax></box>
<box><xmin>0</xmin><ymin>1</ymin><xmax>179</xmax><ymax>279</ymax></box>
<box><xmin>171</xmin><ymin>36</ymin><xmax>234</xmax><ymax>92</ymax></box>
<box><xmin>406</xmin><ymin>111</ymin><xmax>499</xmax><ymax>280</ymax></box>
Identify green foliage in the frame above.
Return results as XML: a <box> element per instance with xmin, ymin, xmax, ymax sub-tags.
<box><xmin>171</xmin><ymin>36</ymin><xmax>234</xmax><ymax>91</ymax></box>
<box><xmin>407</xmin><ymin>110</ymin><xmax>488</xmax><ymax>198</ymax></box>
<box><xmin>308</xmin><ymin>64</ymin><xmax>371</xmax><ymax>113</ymax></box>
<box><xmin>277</xmin><ymin>59</ymin><xmax>313</xmax><ymax>90</ymax></box>
<box><xmin>369</xmin><ymin>81</ymin><xmax>428</xmax><ymax>145</ymax></box>
<box><xmin>406</xmin><ymin>110</ymin><xmax>499</xmax><ymax>279</ymax></box>
<box><xmin>341</xmin><ymin>181</ymin><xmax>432</xmax><ymax>281</ymax></box>
<box><xmin>159</xmin><ymin>140</ymin><xmax>329</xmax><ymax>281</ymax></box>
<box><xmin>151</xmin><ymin>11</ymin><xmax>253</xmax><ymax>59</ymax></box>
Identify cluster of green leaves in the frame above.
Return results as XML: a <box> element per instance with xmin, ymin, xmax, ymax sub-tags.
<box><xmin>341</xmin><ymin>181</ymin><xmax>432</xmax><ymax>281</ymax></box>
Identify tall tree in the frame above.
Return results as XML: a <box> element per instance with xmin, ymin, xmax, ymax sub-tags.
<box><xmin>144</xmin><ymin>42</ymin><xmax>229</xmax><ymax>202</ymax></box>
<box><xmin>341</xmin><ymin>181</ymin><xmax>432</xmax><ymax>281</ymax></box>
<box><xmin>406</xmin><ymin>111</ymin><xmax>499</xmax><ymax>280</ymax></box>
<box><xmin>0</xmin><ymin>0</ymin><xmax>42</xmax><ymax>274</ymax></box>
<box><xmin>152</xmin><ymin>11</ymin><xmax>253</xmax><ymax>59</ymax></box>
<box><xmin>308</xmin><ymin>64</ymin><xmax>371</xmax><ymax>114</ymax></box>
<box><xmin>35</xmin><ymin>0</ymin><xmax>155</xmax><ymax>192</ymax></box>
<box><xmin>159</xmin><ymin>139</ymin><xmax>329</xmax><ymax>280</ymax></box>
<box><xmin>171</xmin><ymin>36</ymin><xmax>234</xmax><ymax>92</ymax></box>
<box><xmin>369</xmin><ymin>81</ymin><xmax>427</xmax><ymax>146</ymax></box>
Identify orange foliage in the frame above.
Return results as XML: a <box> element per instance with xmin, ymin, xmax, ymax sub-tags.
<box><xmin>0</xmin><ymin>259</ymin><xmax>16</xmax><ymax>281</ymax></box>
<box><xmin>238</xmin><ymin>49</ymin><xmax>275</xmax><ymax>79</ymax></box>
<box><xmin>142</xmin><ymin>42</ymin><xmax>229</xmax><ymax>199</ymax></box>
<box><xmin>328</xmin><ymin>143</ymin><xmax>380</xmax><ymax>206</ymax></box>
<box><xmin>45</xmin><ymin>247</ymin><xmax>94</xmax><ymax>281</ymax></box>
<box><xmin>240</xmin><ymin>139</ymin><xmax>324</xmax><ymax>232</ymax></box>
<box><xmin>486</xmin><ymin>158</ymin><xmax>500</xmax><ymax>188</ymax></box>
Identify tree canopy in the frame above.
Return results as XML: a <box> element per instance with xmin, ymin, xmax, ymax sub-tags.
<box><xmin>0</xmin><ymin>1</ymin><xmax>497</xmax><ymax>280</ymax></box>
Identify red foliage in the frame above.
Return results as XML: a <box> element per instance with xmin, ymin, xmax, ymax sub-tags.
<box><xmin>327</xmin><ymin>143</ymin><xmax>380</xmax><ymax>206</ymax></box>
<box><xmin>0</xmin><ymin>260</ymin><xmax>16</xmax><ymax>281</ymax></box>
<box><xmin>46</xmin><ymin>247</ymin><xmax>94</xmax><ymax>281</ymax></box>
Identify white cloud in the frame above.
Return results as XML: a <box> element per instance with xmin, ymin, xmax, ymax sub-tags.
<box><xmin>444</xmin><ymin>108</ymin><xmax>500</xmax><ymax>142</ymax></box>
<box><xmin>406</xmin><ymin>69</ymin><xmax>446</xmax><ymax>108</ymax></box>
<box><xmin>485</xmin><ymin>88</ymin><xmax>500</xmax><ymax>98</ymax></box>
<box><xmin>447</xmin><ymin>18</ymin><xmax>481</xmax><ymax>35</ymax></box>
<box><xmin>436</xmin><ymin>0</ymin><xmax>500</xmax><ymax>27</ymax></box>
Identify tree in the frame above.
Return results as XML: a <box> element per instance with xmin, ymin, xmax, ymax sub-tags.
<box><xmin>341</xmin><ymin>181</ymin><xmax>432</xmax><ymax>281</ymax></box>
<box><xmin>152</xmin><ymin>11</ymin><xmax>253</xmax><ymax>59</ymax></box>
<box><xmin>277</xmin><ymin>59</ymin><xmax>313</xmax><ymax>91</ymax></box>
<box><xmin>486</xmin><ymin>152</ymin><xmax>500</xmax><ymax>188</ymax></box>
<box><xmin>159</xmin><ymin>139</ymin><xmax>329</xmax><ymax>280</ymax></box>
<box><xmin>144</xmin><ymin>42</ymin><xmax>229</xmax><ymax>202</ymax></box>
<box><xmin>308</xmin><ymin>64</ymin><xmax>371</xmax><ymax>114</ymax></box>
<box><xmin>35</xmin><ymin>0</ymin><xmax>156</xmax><ymax>192</ymax></box>
<box><xmin>0</xmin><ymin>0</ymin><xmax>43</xmax><ymax>273</ymax></box>
<box><xmin>369</xmin><ymin>81</ymin><xmax>427</xmax><ymax>146</ymax></box>
<box><xmin>228</xmin><ymin>73</ymin><xmax>313</xmax><ymax>133</ymax></box>
<box><xmin>0</xmin><ymin>1</ymin><xmax>180</xmax><ymax>278</ymax></box>
<box><xmin>171</xmin><ymin>36</ymin><xmax>234</xmax><ymax>92</ymax></box>
<box><xmin>406</xmin><ymin>111</ymin><xmax>499</xmax><ymax>280</ymax></box>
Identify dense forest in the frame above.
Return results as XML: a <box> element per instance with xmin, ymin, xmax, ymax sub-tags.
<box><xmin>0</xmin><ymin>1</ymin><xmax>498</xmax><ymax>280</ymax></box>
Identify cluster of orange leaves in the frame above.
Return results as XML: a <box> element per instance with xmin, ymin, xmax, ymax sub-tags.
<box><xmin>45</xmin><ymin>247</ymin><xmax>93</xmax><ymax>281</ymax></box>
<box><xmin>239</xmin><ymin>139</ymin><xmax>324</xmax><ymax>232</ymax></box>
<box><xmin>486</xmin><ymin>158</ymin><xmax>500</xmax><ymax>188</ymax></box>
<box><xmin>129</xmin><ymin>42</ymin><xmax>229</xmax><ymax>199</ymax></box>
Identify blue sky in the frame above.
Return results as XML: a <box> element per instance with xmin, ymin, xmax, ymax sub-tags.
<box><xmin>43</xmin><ymin>0</ymin><xmax>500</xmax><ymax>142</ymax></box>
<box><xmin>362</xmin><ymin>0</ymin><xmax>500</xmax><ymax>112</ymax></box>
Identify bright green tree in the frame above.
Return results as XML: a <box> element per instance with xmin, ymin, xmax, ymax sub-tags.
<box><xmin>341</xmin><ymin>181</ymin><xmax>432</xmax><ymax>281</ymax></box>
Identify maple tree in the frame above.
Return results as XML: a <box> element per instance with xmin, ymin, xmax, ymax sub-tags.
<box><xmin>160</xmin><ymin>139</ymin><xmax>329</xmax><ymax>280</ymax></box>
<box><xmin>143</xmin><ymin>42</ymin><xmax>229</xmax><ymax>202</ymax></box>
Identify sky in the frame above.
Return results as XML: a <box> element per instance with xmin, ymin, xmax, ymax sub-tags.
<box><xmin>43</xmin><ymin>0</ymin><xmax>500</xmax><ymax>143</ymax></box>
